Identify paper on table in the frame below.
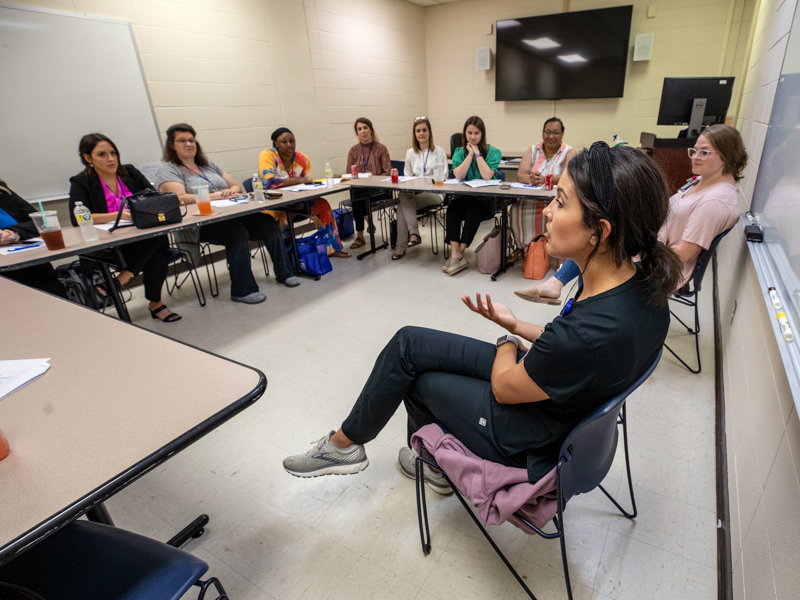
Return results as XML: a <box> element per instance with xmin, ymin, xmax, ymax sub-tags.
<box><xmin>211</xmin><ymin>199</ymin><xmax>249</xmax><ymax>208</ymax></box>
<box><xmin>381</xmin><ymin>176</ymin><xmax>418</xmax><ymax>182</ymax></box>
<box><xmin>341</xmin><ymin>173</ymin><xmax>373</xmax><ymax>179</ymax></box>
<box><xmin>510</xmin><ymin>182</ymin><xmax>544</xmax><ymax>189</ymax></box>
<box><xmin>444</xmin><ymin>178</ymin><xmax>463</xmax><ymax>185</ymax></box>
<box><xmin>463</xmin><ymin>180</ymin><xmax>503</xmax><ymax>188</ymax></box>
<box><xmin>0</xmin><ymin>239</ymin><xmax>45</xmax><ymax>255</ymax></box>
<box><xmin>0</xmin><ymin>359</ymin><xmax>51</xmax><ymax>401</ymax></box>
<box><xmin>95</xmin><ymin>220</ymin><xmax>133</xmax><ymax>231</ymax></box>
<box><xmin>281</xmin><ymin>183</ymin><xmax>327</xmax><ymax>192</ymax></box>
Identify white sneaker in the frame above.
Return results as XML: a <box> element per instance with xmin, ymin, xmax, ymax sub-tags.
<box><xmin>231</xmin><ymin>292</ymin><xmax>267</xmax><ymax>304</ymax></box>
<box><xmin>397</xmin><ymin>447</ymin><xmax>452</xmax><ymax>495</ymax></box>
<box><xmin>283</xmin><ymin>431</ymin><xmax>369</xmax><ymax>477</ymax></box>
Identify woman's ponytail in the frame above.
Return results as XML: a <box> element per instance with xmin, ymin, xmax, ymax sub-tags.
<box><xmin>639</xmin><ymin>239</ymin><xmax>683</xmax><ymax>304</ymax></box>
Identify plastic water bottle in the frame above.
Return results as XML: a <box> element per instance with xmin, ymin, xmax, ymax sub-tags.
<box><xmin>73</xmin><ymin>201</ymin><xmax>99</xmax><ymax>241</ymax></box>
<box><xmin>252</xmin><ymin>173</ymin><xmax>265</xmax><ymax>203</ymax></box>
<box><xmin>324</xmin><ymin>162</ymin><xmax>334</xmax><ymax>188</ymax></box>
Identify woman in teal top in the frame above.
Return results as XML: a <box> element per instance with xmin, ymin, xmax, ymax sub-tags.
<box><xmin>445</xmin><ymin>116</ymin><xmax>502</xmax><ymax>275</ymax></box>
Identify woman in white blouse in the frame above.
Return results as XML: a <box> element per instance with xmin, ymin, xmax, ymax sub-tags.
<box><xmin>392</xmin><ymin>118</ymin><xmax>447</xmax><ymax>260</ymax></box>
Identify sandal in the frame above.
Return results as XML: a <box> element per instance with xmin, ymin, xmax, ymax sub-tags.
<box><xmin>150</xmin><ymin>304</ymin><xmax>182</xmax><ymax>322</ymax></box>
<box><xmin>391</xmin><ymin>251</ymin><xmax>405</xmax><ymax>261</ymax></box>
<box><xmin>95</xmin><ymin>278</ymin><xmax>122</xmax><ymax>299</ymax></box>
<box><xmin>408</xmin><ymin>234</ymin><xmax>422</xmax><ymax>247</ymax></box>
<box><xmin>349</xmin><ymin>238</ymin><xmax>366</xmax><ymax>250</ymax></box>
<box><xmin>330</xmin><ymin>251</ymin><xmax>351</xmax><ymax>258</ymax></box>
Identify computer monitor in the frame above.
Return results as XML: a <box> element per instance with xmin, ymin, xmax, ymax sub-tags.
<box><xmin>657</xmin><ymin>77</ymin><xmax>735</xmax><ymax>137</ymax></box>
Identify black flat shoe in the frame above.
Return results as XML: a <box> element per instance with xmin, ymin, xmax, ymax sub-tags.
<box><xmin>150</xmin><ymin>304</ymin><xmax>182</xmax><ymax>322</ymax></box>
<box><xmin>391</xmin><ymin>251</ymin><xmax>405</xmax><ymax>260</ymax></box>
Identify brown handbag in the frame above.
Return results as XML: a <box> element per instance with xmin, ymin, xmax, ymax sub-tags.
<box><xmin>523</xmin><ymin>234</ymin><xmax>549</xmax><ymax>280</ymax></box>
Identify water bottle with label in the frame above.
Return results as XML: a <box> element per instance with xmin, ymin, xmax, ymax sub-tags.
<box><xmin>252</xmin><ymin>173</ymin><xmax>265</xmax><ymax>203</ymax></box>
<box><xmin>73</xmin><ymin>201</ymin><xmax>99</xmax><ymax>241</ymax></box>
<box><xmin>324</xmin><ymin>162</ymin><xmax>334</xmax><ymax>188</ymax></box>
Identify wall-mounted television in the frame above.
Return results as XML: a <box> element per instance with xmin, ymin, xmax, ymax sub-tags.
<box><xmin>495</xmin><ymin>6</ymin><xmax>633</xmax><ymax>101</ymax></box>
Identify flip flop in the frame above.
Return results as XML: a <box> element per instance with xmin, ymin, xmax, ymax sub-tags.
<box><xmin>514</xmin><ymin>289</ymin><xmax>561</xmax><ymax>306</ymax></box>
<box><xmin>330</xmin><ymin>251</ymin><xmax>351</xmax><ymax>258</ymax></box>
<box><xmin>350</xmin><ymin>238</ymin><xmax>366</xmax><ymax>249</ymax></box>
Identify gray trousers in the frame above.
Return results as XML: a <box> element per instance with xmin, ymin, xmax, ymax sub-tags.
<box><xmin>394</xmin><ymin>191</ymin><xmax>442</xmax><ymax>251</ymax></box>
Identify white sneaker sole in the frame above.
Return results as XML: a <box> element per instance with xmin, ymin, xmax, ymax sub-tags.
<box><xmin>398</xmin><ymin>461</ymin><xmax>453</xmax><ymax>495</ymax></box>
<box><xmin>445</xmin><ymin>261</ymin><xmax>469</xmax><ymax>276</ymax></box>
<box><xmin>284</xmin><ymin>458</ymin><xmax>369</xmax><ymax>478</ymax></box>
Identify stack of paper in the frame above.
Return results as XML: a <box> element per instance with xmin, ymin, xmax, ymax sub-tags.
<box><xmin>0</xmin><ymin>359</ymin><xmax>51</xmax><ymax>401</ymax></box>
<box><xmin>0</xmin><ymin>239</ymin><xmax>44</xmax><ymax>255</ymax></box>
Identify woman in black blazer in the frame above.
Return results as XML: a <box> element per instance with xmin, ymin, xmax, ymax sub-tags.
<box><xmin>0</xmin><ymin>179</ymin><xmax>67</xmax><ymax>298</ymax></box>
<box><xmin>68</xmin><ymin>133</ymin><xmax>181</xmax><ymax>322</ymax></box>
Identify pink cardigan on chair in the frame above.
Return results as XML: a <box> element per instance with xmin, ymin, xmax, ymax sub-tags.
<box><xmin>410</xmin><ymin>424</ymin><xmax>558</xmax><ymax>533</ymax></box>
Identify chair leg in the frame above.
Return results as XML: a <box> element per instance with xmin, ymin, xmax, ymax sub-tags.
<box><xmin>196</xmin><ymin>576</ymin><xmax>228</xmax><ymax>600</ymax></box>
<box><xmin>415</xmin><ymin>454</ymin><xmax>539</xmax><ymax>600</ymax></box>
<box><xmin>415</xmin><ymin>456</ymin><xmax>432</xmax><ymax>555</ymax></box>
<box><xmin>200</xmin><ymin>245</ymin><xmax>219</xmax><ymax>298</ymax></box>
<box><xmin>597</xmin><ymin>403</ymin><xmax>638</xmax><ymax>519</ymax></box>
<box><xmin>664</xmin><ymin>299</ymin><xmax>702</xmax><ymax>373</ymax></box>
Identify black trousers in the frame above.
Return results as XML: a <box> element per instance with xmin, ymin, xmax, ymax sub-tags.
<box><xmin>445</xmin><ymin>195</ymin><xmax>494</xmax><ymax>247</ymax></box>
<box><xmin>118</xmin><ymin>236</ymin><xmax>169</xmax><ymax>303</ymax></box>
<box><xmin>2</xmin><ymin>264</ymin><xmax>67</xmax><ymax>299</ymax></box>
<box><xmin>199</xmin><ymin>213</ymin><xmax>293</xmax><ymax>298</ymax></box>
<box><xmin>340</xmin><ymin>326</ymin><xmax>549</xmax><ymax>475</ymax></box>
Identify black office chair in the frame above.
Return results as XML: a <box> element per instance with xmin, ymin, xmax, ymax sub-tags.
<box><xmin>664</xmin><ymin>227</ymin><xmax>732</xmax><ymax>373</ymax></box>
<box><xmin>414</xmin><ymin>350</ymin><xmax>662</xmax><ymax>600</ymax></box>
<box><xmin>0</xmin><ymin>520</ymin><xmax>227</xmax><ymax>600</ymax></box>
<box><xmin>449</xmin><ymin>133</ymin><xmax>463</xmax><ymax>158</ymax></box>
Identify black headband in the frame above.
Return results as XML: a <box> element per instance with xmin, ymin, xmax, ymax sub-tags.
<box><xmin>588</xmin><ymin>141</ymin><xmax>616</xmax><ymax>226</ymax></box>
<box><xmin>271</xmin><ymin>127</ymin><xmax>292</xmax><ymax>145</ymax></box>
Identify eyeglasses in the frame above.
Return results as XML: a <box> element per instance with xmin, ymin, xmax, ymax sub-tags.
<box><xmin>175</xmin><ymin>138</ymin><xmax>197</xmax><ymax>145</ymax></box>
<box><xmin>414</xmin><ymin>116</ymin><xmax>428</xmax><ymax>122</ymax></box>
<box><xmin>688</xmin><ymin>148</ymin><xmax>717</xmax><ymax>159</ymax></box>
<box><xmin>543</xmin><ymin>130</ymin><xmax>562</xmax><ymax>137</ymax></box>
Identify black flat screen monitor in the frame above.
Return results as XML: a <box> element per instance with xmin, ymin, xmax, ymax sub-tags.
<box><xmin>495</xmin><ymin>6</ymin><xmax>633</xmax><ymax>101</ymax></box>
<box><xmin>657</xmin><ymin>77</ymin><xmax>735</xmax><ymax>126</ymax></box>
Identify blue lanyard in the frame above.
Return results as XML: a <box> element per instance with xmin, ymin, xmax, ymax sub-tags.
<box><xmin>182</xmin><ymin>165</ymin><xmax>212</xmax><ymax>184</ymax></box>
<box><xmin>560</xmin><ymin>299</ymin><xmax>574</xmax><ymax>317</ymax></box>
<box><xmin>361</xmin><ymin>144</ymin><xmax>373</xmax><ymax>171</ymax></box>
<box><xmin>422</xmin><ymin>150</ymin><xmax>429</xmax><ymax>174</ymax></box>
<box><xmin>278</xmin><ymin>151</ymin><xmax>296</xmax><ymax>178</ymax></box>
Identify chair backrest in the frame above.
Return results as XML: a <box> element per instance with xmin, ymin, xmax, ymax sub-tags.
<box><xmin>450</xmin><ymin>133</ymin><xmax>462</xmax><ymax>157</ymax></box>
<box><xmin>390</xmin><ymin>160</ymin><xmax>405</xmax><ymax>177</ymax></box>
<box><xmin>556</xmin><ymin>349</ymin><xmax>662</xmax><ymax>507</ymax></box>
<box><xmin>687</xmin><ymin>227</ymin><xmax>732</xmax><ymax>294</ymax></box>
<box><xmin>242</xmin><ymin>178</ymin><xmax>254</xmax><ymax>193</ymax></box>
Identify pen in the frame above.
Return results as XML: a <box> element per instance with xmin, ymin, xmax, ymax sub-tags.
<box><xmin>7</xmin><ymin>244</ymin><xmax>42</xmax><ymax>252</ymax></box>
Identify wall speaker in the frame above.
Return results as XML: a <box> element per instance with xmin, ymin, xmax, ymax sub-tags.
<box><xmin>476</xmin><ymin>47</ymin><xmax>491</xmax><ymax>71</ymax></box>
<box><xmin>633</xmin><ymin>33</ymin><xmax>654</xmax><ymax>61</ymax></box>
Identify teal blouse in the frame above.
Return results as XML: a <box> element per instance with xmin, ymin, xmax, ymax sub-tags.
<box><xmin>452</xmin><ymin>145</ymin><xmax>502</xmax><ymax>180</ymax></box>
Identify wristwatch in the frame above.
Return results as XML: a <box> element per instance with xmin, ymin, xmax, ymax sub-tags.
<box><xmin>496</xmin><ymin>334</ymin><xmax>519</xmax><ymax>350</ymax></box>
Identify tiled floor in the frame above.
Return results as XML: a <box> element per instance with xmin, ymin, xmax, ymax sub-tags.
<box><xmin>108</xmin><ymin>219</ymin><xmax>719</xmax><ymax>599</ymax></box>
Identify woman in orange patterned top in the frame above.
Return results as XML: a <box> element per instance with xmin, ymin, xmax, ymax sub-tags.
<box><xmin>258</xmin><ymin>127</ymin><xmax>349</xmax><ymax>258</ymax></box>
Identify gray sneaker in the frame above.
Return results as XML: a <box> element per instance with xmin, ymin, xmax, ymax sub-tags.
<box><xmin>441</xmin><ymin>257</ymin><xmax>453</xmax><ymax>272</ymax></box>
<box><xmin>232</xmin><ymin>292</ymin><xmax>266</xmax><ymax>304</ymax></box>
<box><xmin>283</xmin><ymin>431</ymin><xmax>369</xmax><ymax>477</ymax></box>
<box><xmin>398</xmin><ymin>447</ymin><xmax>452</xmax><ymax>495</ymax></box>
<box><xmin>282</xmin><ymin>276</ymin><xmax>301</xmax><ymax>288</ymax></box>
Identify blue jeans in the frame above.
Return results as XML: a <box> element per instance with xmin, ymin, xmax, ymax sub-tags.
<box><xmin>554</xmin><ymin>259</ymin><xmax>581</xmax><ymax>285</ymax></box>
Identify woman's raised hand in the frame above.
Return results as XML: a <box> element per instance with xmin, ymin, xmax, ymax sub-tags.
<box><xmin>461</xmin><ymin>293</ymin><xmax>518</xmax><ymax>331</ymax></box>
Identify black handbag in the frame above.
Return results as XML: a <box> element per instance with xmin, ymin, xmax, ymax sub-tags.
<box><xmin>109</xmin><ymin>189</ymin><xmax>185</xmax><ymax>232</ymax></box>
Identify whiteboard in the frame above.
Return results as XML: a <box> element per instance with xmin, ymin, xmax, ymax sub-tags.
<box><xmin>0</xmin><ymin>3</ymin><xmax>162</xmax><ymax>202</ymax></box>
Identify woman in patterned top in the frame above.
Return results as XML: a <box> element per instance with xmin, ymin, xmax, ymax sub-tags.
<box><xmin>259</xmin><ymin>127</ymin><xmax>349</xmax><ymax>258</ymax></box>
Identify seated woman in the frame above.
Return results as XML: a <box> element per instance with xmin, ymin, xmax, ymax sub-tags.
<box><xmin>392</xmin><ymin>117</ymin><xmax>446</xmax><ymax>260</ymax></box>
<box><xmin>444</xmin><ymin>116</ymin><xmax>502</xmax><ymax>275</ymax></box>
<box><xmin>69</xmin><ymin>134</ymin><xmax>180</xmax><ymax>322</ymax></box>
<box><xmin>0</xmin><ymin>179</ymin><xmax>67</xmax><ymax>299</ymax></box>
<box><xmin>509</xmin><ymin>117</ymin><xmax>576</xmax><ymax>257</ymax></box>
<box><xmin>157</xmin><ymin>123</ymin><xmax>299</xmax><ymax>305</ymax></box>
<box><xmin>258</xmin><ymin>127</ymin><xmax>349</xmax><ymax>258</ymax></box>
<box><xmin>516</xmin><ymin>124</ymin><xmax>746</xmax><ymax>304</ymax></box>
<box><xmin>282</xmin><ymin>143</ymin><xmax>682</xmax><ymax>491</ymax></box>
<box><xmin>345</xmin><ymin>117</ymin><xmax>391</xmax><ymax>250</ymax></box>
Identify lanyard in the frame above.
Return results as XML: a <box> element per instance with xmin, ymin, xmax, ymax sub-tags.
<box><xmin>422</xmin><ymin>150</ymin><xmax>429</xmax><ymax>174</ymax></box>
<box><xmin>182</xmin><ymin>165</ymin><xmax>212</xmax><ymax>184</ymax></box>
<box><xmin>361</xmin><ymin>143</ymin><xmax>373</xmax><ymax>171</ymax></box>
<box><xmin>278</xmin><ymin>151</ymin><xmax>296</xmax><ymax>178</ymax></box>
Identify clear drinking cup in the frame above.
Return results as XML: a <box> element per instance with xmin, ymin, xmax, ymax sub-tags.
<box><xmin>30</xmin><ymin>211</ymin><xmax>65</xmax><ymax>250</ymax></box>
